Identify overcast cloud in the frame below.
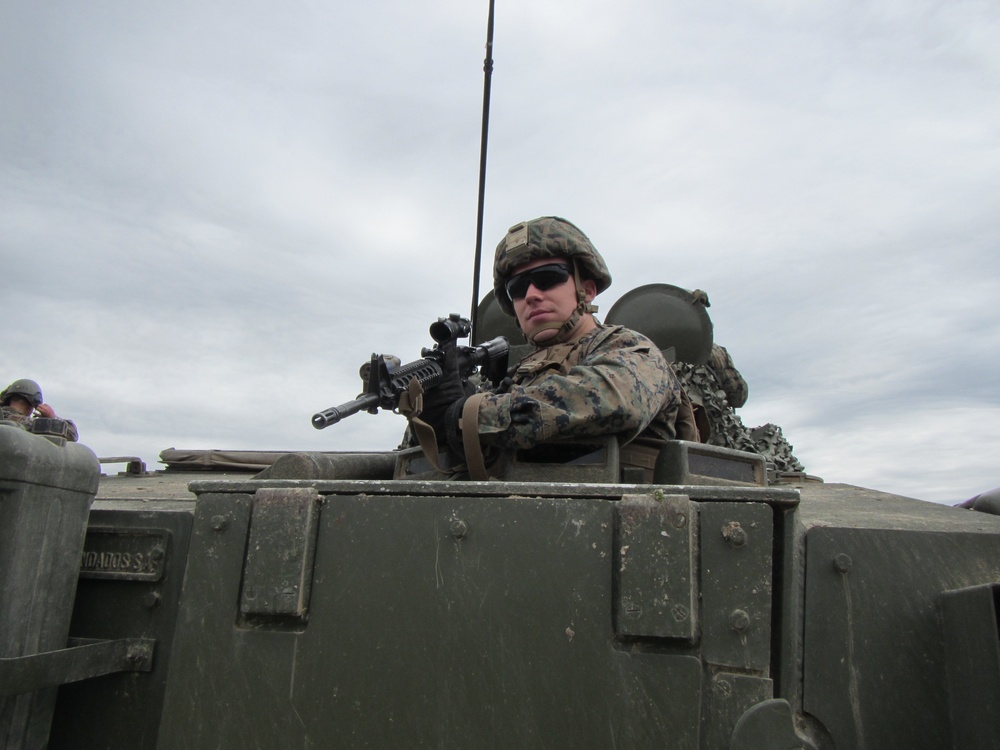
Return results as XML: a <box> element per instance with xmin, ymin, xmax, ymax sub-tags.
<box><xmin>2</xmin><ymin>0</ymin><xmax>998</xmax><ymax>504</ymax></box>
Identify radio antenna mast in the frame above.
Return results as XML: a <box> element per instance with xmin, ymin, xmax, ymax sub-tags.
<box><xmin>469</xmin><ymin>0</ymin><xmax>496</xmax><ymax>343</ymax></box>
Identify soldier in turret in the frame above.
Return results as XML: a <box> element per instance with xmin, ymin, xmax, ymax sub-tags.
<box><xmin>411</xmin><ymin>216</ymin><xmax>697</xmax><ymax>475</ymax></box>
<box><xmin>0</xmin><ymin>378</ymin><xmax>79</xmax><ymax>442</ymax></box>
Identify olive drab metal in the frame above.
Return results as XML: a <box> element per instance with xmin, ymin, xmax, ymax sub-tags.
<box><xmin>4</xmin><ymin>278</ymin><xmax>997</xmax><ymax>750</ymax></box>
<box><xmin>0</xmin><ymin>425</ymin><xmax>101</xmax><ymax>749</ymax></box>
<box><xmin>605</xmin><ymin>283</ymin><xmax>714</xmax><ymax>365</ymax></box>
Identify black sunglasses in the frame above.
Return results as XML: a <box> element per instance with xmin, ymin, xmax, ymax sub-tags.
<box><xmin>504</xmin><ymin>263</ymin><xmax>572</xmax><ymax>301</ymax></box>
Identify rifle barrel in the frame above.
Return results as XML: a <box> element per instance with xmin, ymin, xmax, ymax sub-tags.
<box><xmin>311</xmin><ymin>393</ymin><xmax>380</xmax><ymax>430</ymax></box>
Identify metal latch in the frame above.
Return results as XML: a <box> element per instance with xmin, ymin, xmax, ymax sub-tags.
<box><xmin>614</xmin><ymin>493</ymin><xmax>697</xmax><ymax>640</ymax></box>
<box><xmin>0</xmin><ymin>637</ymin><xmax>155</xmax><ymax>696</ymax></box>
<box><xmin>240</xmin><ymin>488</ymin><xmax>321</xmax><ymax>619</ymax></box>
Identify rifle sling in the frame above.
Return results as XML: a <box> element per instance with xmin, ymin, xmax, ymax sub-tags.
<box><xmin>398</xmin><ymin>377</ymin><xmax>448</xmax><ymax>473</ymax></box>
<box><xmin>400</xmin><ymin>377</ymin><xmax>489</xmax><ymax>479</ymax></box>
<box><xmin>461</xmin><ymin>393</ymin><xmax>490</xmax><ymax>480</ymax></box>
<box><xmin>410</xmin><ymin>416</ymin><xmax>449</xmax><ymax>472</ymax></box>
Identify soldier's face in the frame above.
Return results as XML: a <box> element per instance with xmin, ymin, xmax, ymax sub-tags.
<box><xmin>511</xmin><ymin>257</ymin><xmax>597</xmax><ymax>343</ymax></box>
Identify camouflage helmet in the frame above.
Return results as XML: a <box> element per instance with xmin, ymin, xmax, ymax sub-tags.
<box><xmin>0</xmin><ymin>378</ymin><xmax>43</xmax><ymax>407</ymax></box>
<box><xmin>492</xmin><ymin>217</ymin><xmax>612</xmax><ymax>315</ymax></box>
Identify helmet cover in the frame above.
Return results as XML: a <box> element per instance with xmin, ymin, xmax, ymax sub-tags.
<box><xmin>492</xmin><ymin>217</ymin><xmax>611</xmax><ymax>315</ymax></box>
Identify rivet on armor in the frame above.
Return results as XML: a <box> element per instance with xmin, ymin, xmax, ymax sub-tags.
<box><xmin>833</xmin><ymin>553</ymin><xmax>853</xmax><ymax>574</ymax></box>
<box><xmin>142</xmin><ymin>592</ymin><xmax>162</xmax><ymax>610</ymax></box>
<box><xmin>730</xmin><ymin>609</ymin><xmax>751</xmax><ymax>632</ymax></box>
<box><xmin>450</xmin><ymin>518</ymin><xmax>468</xmax><ymax>539</ymax></box>
<box><xmin>713</xmin><ymin>678</ymin><xmax>733</xmax><ymax>698</ymax></box>
<box><xmin>721</xmin><ymin>521</ymin><xmax>747</xmax><ymax>547</ymax></box>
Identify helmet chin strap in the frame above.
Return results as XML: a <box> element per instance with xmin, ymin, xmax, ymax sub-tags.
<box><xmin>523</xmin><ymin>262</ymin><xmax>599</xmax><ymax>347</ymax></box>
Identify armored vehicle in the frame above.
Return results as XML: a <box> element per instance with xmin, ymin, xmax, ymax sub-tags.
<box><xmin>3</xmin><ymin>283</ymin><xmax>999</xmax><ymax>750</ymax></box>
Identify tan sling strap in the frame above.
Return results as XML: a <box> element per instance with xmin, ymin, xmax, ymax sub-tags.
<box><xmin>397</xmin><ymin>377</ymin><xmax>450</xmax><ymax>473</ymax></box>
<box><xmin>461</xmin><ymin>392</ymin><xmax>491</xmax><ymax>480</ymax></box>
<box><xmin>395</xmin><ymin>375</ymin><xmax>424</xmax><ymax>420</ymax></box>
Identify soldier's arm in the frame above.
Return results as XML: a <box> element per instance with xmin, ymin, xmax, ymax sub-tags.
<box><xmin>474</xmin><ymin>340</ymin><xmax>678</xmax><ymax>450</ymax></box>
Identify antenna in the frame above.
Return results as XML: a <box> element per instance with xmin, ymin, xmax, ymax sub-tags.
<box><xmin>469</xmin><ymin>0</ymin><xmax>496</xmax><ymax>343</ymax></box>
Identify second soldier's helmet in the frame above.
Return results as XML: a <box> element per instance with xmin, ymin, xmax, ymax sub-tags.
<box><xmin>0</xmin><ymin>379</ymin><xmax>43</xmax><ymax>407</ymax></box>
<box><xmin>492</xmin><ymin>217</ymin><xmax>612</xmax><ymax>315</ymax></box>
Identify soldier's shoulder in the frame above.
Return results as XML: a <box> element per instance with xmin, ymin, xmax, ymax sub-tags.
<box><xmin>586</xmin><ymin>325</ymin><xmax>671</xmax><ymax>375</ymax></box>
<box><xmin>592</xmin><ymin>323</ymin><xmax>659</xmax><ymax>350</ymax></box>
<box><xmin>0</xmin><ymin>407</ymin><xmax>29</xmax><ymax>428</ymax></box>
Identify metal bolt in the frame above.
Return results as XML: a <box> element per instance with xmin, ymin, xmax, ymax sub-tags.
<box><xmin>142</xmin><ymin>592</ymin><xmax>162</xmax><ymax>610</ymax></box>
<box><xmin>722</xmin><ymin>521</ymin><xmax>747</xmax><ymax>547</ymax></box>
<box><xmin>450</xmin><ymin>518</ymin><xmax>468</xmax><ymax>539</ymax></box>
<box><xmin>150</xmin><ymin>547</ymin><xmax>165</xmax><ymax>561</ymax></box>
<box><xmin>730</xmin><ymin>609</ymin><xmax>751</xmax><ymax>632</ymax></box>
<box><xmin>672</xmin><ymin>604</ymin><xmax>690</xmax><ymax>622</ymax></box>
<box><xmin>833</xmin><ymin>553</ymin><xmax>853</xmax><ymax>574</ymax></box>
<box><xmin>713</xmin><ymin>678</ymin><xmax>733</xmax><ymax>698</ymax></box>
<box><xmin>210</xmin><ymin>515</ymin><xmax>228</xmax><ymax>532</ymax></box>
<box><xmin>126</xmin><ymin>644</ymin><xmax>148</xmax><ymax>664</ymax></box>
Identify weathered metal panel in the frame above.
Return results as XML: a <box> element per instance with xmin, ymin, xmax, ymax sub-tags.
<box><xmin>240</xmin><ymin>487</ymin><xmax>321</xmax><ymax>619</ymax></box>
<box><xmin>803</xmin><ymin>527</ymin><xmax>1000</xmax><ymax>749</ymax></box>
<box><xmin>159</xmin><ymin>491</ymin><xmax>705</xmax><ymax>748</ymax></box>
<box><xmin>730</xmin><ymin>697</ymin><xmax>814</xmax><ymax>750</ymax></box>
<box><xmin>939</xmin><ymin>583</ymin><xmax>1000</xmax><ymax>749</ymax></box>
<box><xmin>654</xmin><ymin>442</ymin><xmax>766</xmax><ymax>486</ymax></box>
<box><xmin>704</xmin><ymin>673</ymin><xmax>775</xmax><ymax>750</ymax></box>
<box><xmin>614</xmin><ymin>493</ymin><xmax>696</xmax><ymax>639</ymax></box>
<box><xmin>0</xmin><ymin>425</ymin><xmax>98</xmax><ymax>750</ymax></box>
<box><xmin>49</xmin><ymin>503</ymin><xmax>195</xmax><ymax>750</ymax></box>
<box><xmin>699</xmin><ymin>502</ymin><xmax>773</xmax><ymax>672</ymax></box>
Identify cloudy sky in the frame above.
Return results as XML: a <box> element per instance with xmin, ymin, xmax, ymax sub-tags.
<box><xmin>2</xmin><ymin>1</ymin><xmax>997</xmax><ymax>504</ymax></box>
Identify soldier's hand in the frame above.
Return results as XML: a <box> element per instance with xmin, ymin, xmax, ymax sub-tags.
<box><xmin>420</xmin><ymin>345</ymin><xmax>471</xmax><ymax>439</ymax></box>
<box><xmin>36</xmin><ymin>403</ymin><xmax>56</xmax><ymax>418</ymax></box>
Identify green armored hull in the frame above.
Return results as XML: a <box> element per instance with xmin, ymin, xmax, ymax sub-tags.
<box><xmin>5</xmin><ymin>432</ymin><xmax>999</xmax><ymax>749</ymax></box>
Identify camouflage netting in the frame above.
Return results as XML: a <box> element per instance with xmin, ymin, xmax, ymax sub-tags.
<box><xmin>674</xmin><ymin>345</ymin><xmax>805</xmax><ymax>475</ymax></box>
<box><xmin>749</xmin><ymin>423</ymin><xmax>805</xmax><ymax>474</ymax></box>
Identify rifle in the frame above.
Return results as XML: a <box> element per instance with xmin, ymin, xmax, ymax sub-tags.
<box><xmin>311</xmin><ymin>314</ymin><xmax>509</xmax><ymax>429</ymax></box>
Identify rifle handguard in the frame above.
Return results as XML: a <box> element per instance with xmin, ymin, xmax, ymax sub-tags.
<box><xmin>311</xmin><ymin>316</ymin><xmax>509</xmax><ymax>430</ymax></box>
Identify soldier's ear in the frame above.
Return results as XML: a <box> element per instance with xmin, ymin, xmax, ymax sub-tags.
<box><xmin>581</xmin><ymin>278</ymin><xmax>598</xmax><ymax>302</ymax></box>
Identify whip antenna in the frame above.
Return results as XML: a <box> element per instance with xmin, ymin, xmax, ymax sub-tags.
<box><xmin>469</xmin><ymin>0</ymin><xmax>496</xmax><ymax>342</ymax></box>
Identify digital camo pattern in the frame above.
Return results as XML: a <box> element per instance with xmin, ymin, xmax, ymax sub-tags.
<box><xmin>750</xmin><ymin>423</ymin><xmax>804</xmax><ymax>474</ymax></box>
<box><xmin>0</xmin><ymin>405</ymin><xmax>30</xmax><ymax>428</ymax></box>
<box><xmin>674</xmin><ymin>345</ymin><xmax>805</xmax><ymax>474</ymax></box>
<box><xmin>475</xmin><ymin>324</ymin><xmax>682</xmax><ymax>450</ymax></box>
<box><xmin>707</xmin><ymin>344</ymin><xmax>748</xmax><ymax>408</ymax></box>
<box><xmin>492</xmin><ymin>216</ymin><xmax>612</xmax><ymax>315</ymax></box>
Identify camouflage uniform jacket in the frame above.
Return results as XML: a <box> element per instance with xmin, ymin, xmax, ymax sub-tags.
<box><xmin>474</xmin><ymin>324</ymin><xmax>682</xmax><ymax>450</ymax></box>
<box><xmin>0</xmin><ymin>405</ymin><xmax>29</xmax><ymax>429</ymax></box>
